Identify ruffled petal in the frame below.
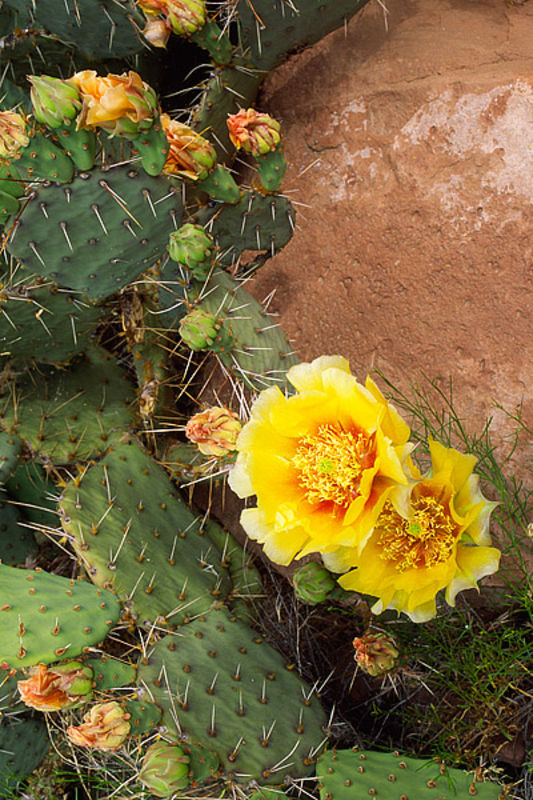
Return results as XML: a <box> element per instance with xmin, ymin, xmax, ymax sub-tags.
<box><xmin>287</xmin><ymin>356</ymin><xmax>351</xmax><ymax>392</ymax></box>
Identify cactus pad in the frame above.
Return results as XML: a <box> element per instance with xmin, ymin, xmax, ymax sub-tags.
<box><xmin>0</xmin><ymin>564</ymin><xmax>120</xmax><ymax>670</ymax></box>
<box><xmin>0</xmin><ymin>715</ymin><xmax>50</xmax><ymax>796</ymax></box>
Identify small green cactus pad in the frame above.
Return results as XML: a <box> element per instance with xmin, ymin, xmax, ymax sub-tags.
<box><xmin>137</xmin><ymin>606</ymin><xmax>328</xmax><ymax>785</ymax></box>
<box><xmin>125</xmin><ymin>697</ymin><xmax>162</xmax><ymax>736</ymax></box>
<box><xmin>0</xmin><ymin>491</ymin><xmax>38</xmax><ymax>565</ymax></box>
<box><xmin>199</xmin><ymin>190</ymin><xmax>295</xmax><ymax>270</ymax></box>
<box><xmin>15</xmin><ymin>133</ymin><xmax>75</xmax><ymax>183</ymax></box>
<box><xmin>0</xmin><ymin>715</ymin><xmax>50</xmax><ymax>796</ymax></box>
<box><xmin>186</xmin><ymin>268</ymin><xmax>298</xmax><ymax>390</ymax></box>
<box><xmin>4</xmin><ymin>0</ymin><xmax>145</xmax><ymax>58</ymax></box>
<box><xmin>0</xmin><ymin>564</ymin><xmax>120</xmax><ymax>670</ymax></box>
<box><xmin>184</xmin><ymin>740</ymin><xmax>220</xmax><ymax>785</ymax></box>
<box><xmin>59</xmin><ymin>438</ymin><xmax>232</xmax><ymax>626</ymax></box>
<box><xmin>316</xmin><ymin>749</ymin><xmax>504</xmax><ymax>800</ymax></box>
<box><xmin>0</xmin><ymin>346</ymin><xmax>136</xmax><ymax>463</ymax></box>
<box><xmin>237</xmin><ymin>0</ymin><xmax>370</xmax><ymax>71</ymax></box>
<box><xmin>5</xmin><ymin>460</ymin><xmax>58</xmax><ymax>531</ymax></box>
<box><xmin>6</xmin><ymin>166</ymin><xmax>182</xmax><ymax>301</ymax></box>
<box><xmin>0</xmin><ymin>282</ymin><xmax>105</xmax><ymax>367</ymax></box>
<box><xmin>0</xmin><ymin>431</ymin><xmax>21</xmax><ymax>484</ymax></box>
<box><xmin>87</xmin><ymin>654</ymin><xmax>136</xmax><ymax>691</ymax></box>
<box><xmin>197</xmin><ymin>165</ymin><xmax>240</xmax><ymax>205</ymax></box>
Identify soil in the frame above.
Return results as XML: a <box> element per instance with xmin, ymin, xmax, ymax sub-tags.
<box><xmin>246</xmin><ymin>0</ymin><xmax>533</xmax><ymax>459</ymax></box>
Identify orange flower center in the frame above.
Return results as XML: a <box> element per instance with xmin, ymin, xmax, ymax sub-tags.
<box><xmin>292</xmin><ymin>424</ymin><xmax>375</xmax><ymax>506</ymax></box>
<box><xmin>376</xmin><ymin>496</ymin><xmax>459</xmax><ymax>571</ymax></box>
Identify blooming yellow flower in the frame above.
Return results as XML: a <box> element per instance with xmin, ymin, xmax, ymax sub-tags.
<box><xmin>337</xmin><ymin>439</ymin><xmax>500</xmax><ymax>622</ymax></box>
<box><xmin>228</xmin><ymin>356</ymin><xmax>413</xmax><ymax>565</ymax></box>
<box><xmin>70</xmin><ymin>70</ymin><xmax>158</xmax><ymax>137</ymax></box>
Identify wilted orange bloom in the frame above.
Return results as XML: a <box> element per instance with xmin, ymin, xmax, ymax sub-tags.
<box><xmin>67</xmin><ymin>701</ymin><xmax>130</xmax><ymax>750</ymax></box>
<box><xmin>185</xmin><ymin>406</ymin><xmax>242</xmax><ymax>457</ymax></box>
<box><xmin>70</xmin><ymin>70</ymin><xmax>158</xmax><ymax>137</ymax></box>
<box><xmin>160</xmin><ymin>113</ymin><xmax>216</xmax><ymax>179</ymax></box>
<box><xmin>142</xmin><ymin>17</ymin><xmax>172</xmax><ymax>47</ymax></box>
<box><xmin>138</xmin><ymin>0</ymin><xmax>206</xmax><ymax>35</ymax></box>
<box><xmin>17</xmin><ymin>661</ymin><xmax>93</xmax><ymax>712</ymax></box>
<box><xmin>227</xmin><ymin>108</ymin><xmax>281</xmax><ymax>157</ymax></box>
<box><xmin>0</xmin><ymin>110</ymin><xmax>29</xmax><ymax>161</ymax></box>
<box><xmin>353</xmin><ymin>630</ymin><xmax>399</xmax><ymax>677</ymax></box>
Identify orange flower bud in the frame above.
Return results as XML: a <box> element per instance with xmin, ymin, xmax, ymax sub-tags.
<box><xmin>160</xmin><ymin>113</ymin><xmax>216</xmax><ymax>180</ymax></box>
<box><xmin>0</xmin><ymin>111</ymin><xmax>29</xmax><ymax>161</ymax></box>
<box><xmin>138</xmin><ymin>0</ymin><xmax>206</xmax><ymax>35</ymax></box>
<box><xmin>17</xmin><ymin>661</ymin><xmax>93</xmax><ymax>712</ymax></box>
<box><xmin>67</xmin><ymin>701</ymin><xmax>131</xmax><ymax>750</ymax></box>
<box><xmin>227</xmin><ymin>108</ymin><xmax>281</xmax><ymax>157</ymax></box>
<box><xmin>353</xmin><ymin>630</ymin><xmax>399</xmax><ymax>677</ymax></box>
<box><xmin>70</xmin><ymin>70</ymin><xmax>158</xmax><ymax>138</ymax></box>
<box><xmin>185</xmin><ymin>406</ymin><xmax>242</xmax><ymax>457</ymax></box>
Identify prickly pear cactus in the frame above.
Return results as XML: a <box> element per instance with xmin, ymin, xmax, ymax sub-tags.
<box><xmin>137</xmin><ymin>605</ymin><xmax>328</xmax><ymax>785</ymax></box>
<box><xmin>316</xmin><ymin>749</ymin><xmax>503</xmax><ymax>800</ymax></box>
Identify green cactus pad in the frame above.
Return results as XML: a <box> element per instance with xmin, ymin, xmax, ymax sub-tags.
<box><xmin>0</xmin><ymin>431</ymin><xmax>21</xmax><ymax>484</ymax></box>
<box><xmin>197</xmin><ymin>164</ymin><xmax>240</xmax><ymax>205</ymax></box>
<box><xmin>316</xmin><ymin>749</ymin><xmax>503</xmax><ymax>800</ymax></box>
<box><xmin>199</xmin><ymin>189</ymin><xmax>295</xmax><ymax>270</ymax></box>
<box><xmin>137</xmin><ymin>606</ymin><xmax>327</xmax><ymax>784</ymax></box>
<box><xmin>5</xmin><ymin>460</ymin><xmax>58</xmax><ymax>531</ymax></box>
<box><xmin>0</xmin><ymin>564</ymin><xmax>120</xmax><ymax>670</ymax></box>
<box><xmin>191</xmin><ymin>20</ymin><xmax>232</xmax><ymax>65</ymax></box>
<box><xmin>0</xmin><ymin>346</ymin><xmax>136</xmax><ymax>463</ymax></box>
<box><xmin>4</xmin><ymin>0</ymin><xmax>145</xmax><ymax>58</ymax></box>
<box><xmin>86</xmin><ymin>654</ymin><xmax>136</xmax><ymax>692</ymax></box>
<box><xmin>56</xmin><ymin>125</ymin><xmax>97</xmax><ymax>171</ymax></box>
<box><xmin>237</xmin><ymin>0</ymin><xmax>370</xmax><ymax>71</ymax></box>
<box><xmin>125</xmin><ymin>697</ymin><xmax>162</xmax><ymax>736</ymax></box>
<box><xmin>0</xmin><ymin>491</ymin><xmax>38</xmax><ymax>565</ymax></box>
<box><xmin>59</xmin><ymin>438</ymin><xmax>232</xmax><ymax>626</ymax></box>
<box><xmin>15</xmin><ymin>133</ymin><xmax>75</xmax><ymax>183</ymax></box>
<box><xmin>0</xmin><ymin>281</ymin><xmax>105</xmax><ymax>368</ymax></box>
<box><xmin>186</xmin><ymin>268</ymin><xmax>298</xmax><ymax>390</ymax></box>
<box><xmin>6</xmin><ymin>166</ymin><xmax>182</xmax><ymax>301</ymax></box>
<box><xmin>255</xmin><ymin>146</ymin><xmax>287</xmax><ymax>193</ymax></box>
<box><xmin>133</xmin><ymin>122</ymin><xmax>170</xmax><ymax>177</ymax></box>
<box><xmin>0</xmin><ymin>715</ymin><xmax>50</xmax><ymax>796</ymax></box>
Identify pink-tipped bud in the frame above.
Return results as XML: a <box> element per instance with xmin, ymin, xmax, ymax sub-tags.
<box><xmin>353</xmin><ymin>630</ymin><xmax>399</xmax><ymax>677</ymax></box>
<box><xmin>227</xmin><ymin>108</ymin><xmax>281</xmax><ymax>157</ymax></box>
<box><xmin>185</xmin><ymin>406</ymin><xmax>242</xmax><ymax>457</ymax></box>
<box><xmin>67</xmin><ymin>701</ymin><xmax>131</xmax><ymax>750</ymax></box>
<box><xmin>17</xmin><ymin>661</ymin><xmax>93</xmax><ymax>712</ymax></box>
<box><xmin>0</xmin><ymin>111</ymin><xmax>29</xmax><ymax>161</ymax></box>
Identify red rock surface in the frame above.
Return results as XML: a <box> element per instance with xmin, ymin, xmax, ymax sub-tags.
<box><xmin>248</xmin><ymin>0</ymin><xmax>533</xmax><ymax>449</ymax></box>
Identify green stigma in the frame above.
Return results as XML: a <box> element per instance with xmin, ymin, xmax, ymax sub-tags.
<box><xmin>408</xmin><ymin>521</ymin><xmax>422</xmax><ymax>537</ymax></box>
<box><xmin>318</xmin><ymin>457</ymin><xmax>334</xmax><ymax>474</ymax></box>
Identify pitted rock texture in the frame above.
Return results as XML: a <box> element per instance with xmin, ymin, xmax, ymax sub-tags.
<box><xmin>248</xmin><ymin>0</ymin><xmax>533</xmax><ymax>448</ymax></box>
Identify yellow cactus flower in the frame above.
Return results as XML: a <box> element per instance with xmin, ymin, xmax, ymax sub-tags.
<box><xmin>228</xmin><ymin>356</ymin><xmax>413</xmax><ymax>566</ymax></box>
<box><xmin>70</xmin><ymin>70</ymin><xmax>158</xmax><ymax>137</ymax></box>
<box><xmin>338</xmin><ymin>439</ymin><xmax>500</xmax><ymax>622</ymax></box>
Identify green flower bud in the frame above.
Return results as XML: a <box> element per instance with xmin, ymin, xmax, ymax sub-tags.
<box><xmin>353</xmin><ymin>630</ymin><xmax>399</xmax><ymax>677</ymax></box>
<box><xmin>179</xmin><ymin>309</ymin><xmax>218</xmax><ymax>350</ymax></box>
<box><xmin>167</xmin><ymin>0</ymin><xmax>206</xmax><ymax>36</ymax></box>
<box><xmin>139</xmin><ymin>741</ymin><xmax>190</xmax><ymax>797</ymax></box>
<box><xmin>28</xmin><ymin>75</ymin><xmax>81</xmax><ymax>129</ymax></box>
<box><xmin>292</xmin><ymin>562</ymin><xmax>336</xmax><ymax>605</ymax></box>
<box><xmin>168</xmin><ymin>223</ymin><xmax>213</xmax><ymax>279</ymax></box>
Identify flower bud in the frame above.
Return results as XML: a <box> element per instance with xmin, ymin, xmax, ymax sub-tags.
<box><xmin>18</xmin><ymin>661</ymin><xmax>93</xmax><ymax>712</ymax></box>
<box><xmin>292</xmin><ymin>562</ymin><xmax>336</xmax><ymax>605</ymax></box>
<box><xmin>185</xmin><ymin>406</ymin><xmax>242</xmax><ymax>457</ymax></box>
<box><xmin>0</xmin><ymin>111</ymin><xmax>29</xmax><ymax>161</ymax></box>
<box><xmin>139</xmin><ymin>741</ymin><xmax>190</xmax><ymax>797</ymax></box>
<box><xmin>179</xmin><ymin>309</ymin><xmax>218</xmax><ymax>350</ymax></box>
<box><xmin>168</xmin><ymin>223</ymin><xmax>213</xmax><ymax>279</ymax></box>
<box><xmin>166</xmin><ymin>0</ymin><xmax>206</xmax><ymax>35</ymax></box>
<box><xmin>161</xmin><ymin>114</ymin><xmax>216</xmax><ymax>180</ymax></box>
<box><xmin>70</xmin><ymin>70</ymin><xmax>159</xmax><ymax>138</ymax></box>
<box><xmin>227</xmin><ymin>108</ymin><xmax>281</xmax><ymax>157</ymax></box>
<box><xmin>67</xmin><ymin>701</ymin><xmax>131</xmax><ymax>750</ymax></box>
<box><xmin>142</xmin><ymin>17</ymin><xmax>172</xmax><ymax>48</ymax></box>
<box><xmin>353</xmin><ymin>630</ymin><xmax>399</xmax><ymax>677</ymax></box>
<box><xmin>29</xmin><ymin>75</ymin><xmax>81</xmax><ymax>128</ymax></box>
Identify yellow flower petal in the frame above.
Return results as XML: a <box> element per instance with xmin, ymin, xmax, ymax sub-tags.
<box><xmin>287</xmin><ymin>355</ymin><xmax>351</xmax><ymax>392</ymax></box>
<box><xmin>445</xmin><ymin>543</ymin><xmax>501</xmax><ymax>606</ymax></box>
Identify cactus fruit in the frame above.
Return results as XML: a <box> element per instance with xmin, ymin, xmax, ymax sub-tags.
<box><xmin>316</xmin><ymin>749</ymin><xmax>503</xmax><ymax>800</ymax></box>
<box><xmin>59</xmin><ymin>438</ymin><xmax>232</xmax><ymax>626</ymax></box>
<box><xmin>139</xmin><ymin>740</ymin><xmax>191</xmax><ymax>797</ymax></box>
<box><xmin>292</xmin><ymin>562</ymin><xmax>336</xmax><ymax>606</ymax></box>
<box><xmin>137</xmin><ymin>605</ymin><xmax>327</xmax><ymax>784</ymax></box>
<box><xmin>0</xmin><ymin>564</ymin><xmax>121</xmax><ymax>670</ymax></box>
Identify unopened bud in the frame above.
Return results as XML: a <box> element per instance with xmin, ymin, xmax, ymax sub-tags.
<box><xmin>353</xmin><ymin>630</ymin><xmax>399</xmax><ymax>677</ymax></box>
<box><xmin>168</xmin><ymin>223</ymin><xmax>213</xmax><ymax>279</ymax></box>
<box><xmin>161</xmin><ymin>114</ymin><xmax>216</xmax><ymax>180</ymax></box>
<box><xmin>139</xmin><ymin>741</ymin><xmax>190</xmax><ymax>797</ymax></box>
<box><xmin>29</xmin><ymin>75</ymin><xmax>81</xmax><ymax>128</ymax></box>
<box><xmin>227</xmin><ymin>108</ymin><xmax>281</xmax><ymax>157</ymax></box>
<box><xmin>179</xmin><ymin>309</ymin><xmax>218</xmax><ymax>350</ymax></box>
<box><xmin>292</xmin><ymin>562</ymin><xmax>336</xmax><ymax>605</ymax></box>
<box><xmin>186</xmin><ymin>406</ymin><xmax>242</xmax><ymax>457</ymax></box>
